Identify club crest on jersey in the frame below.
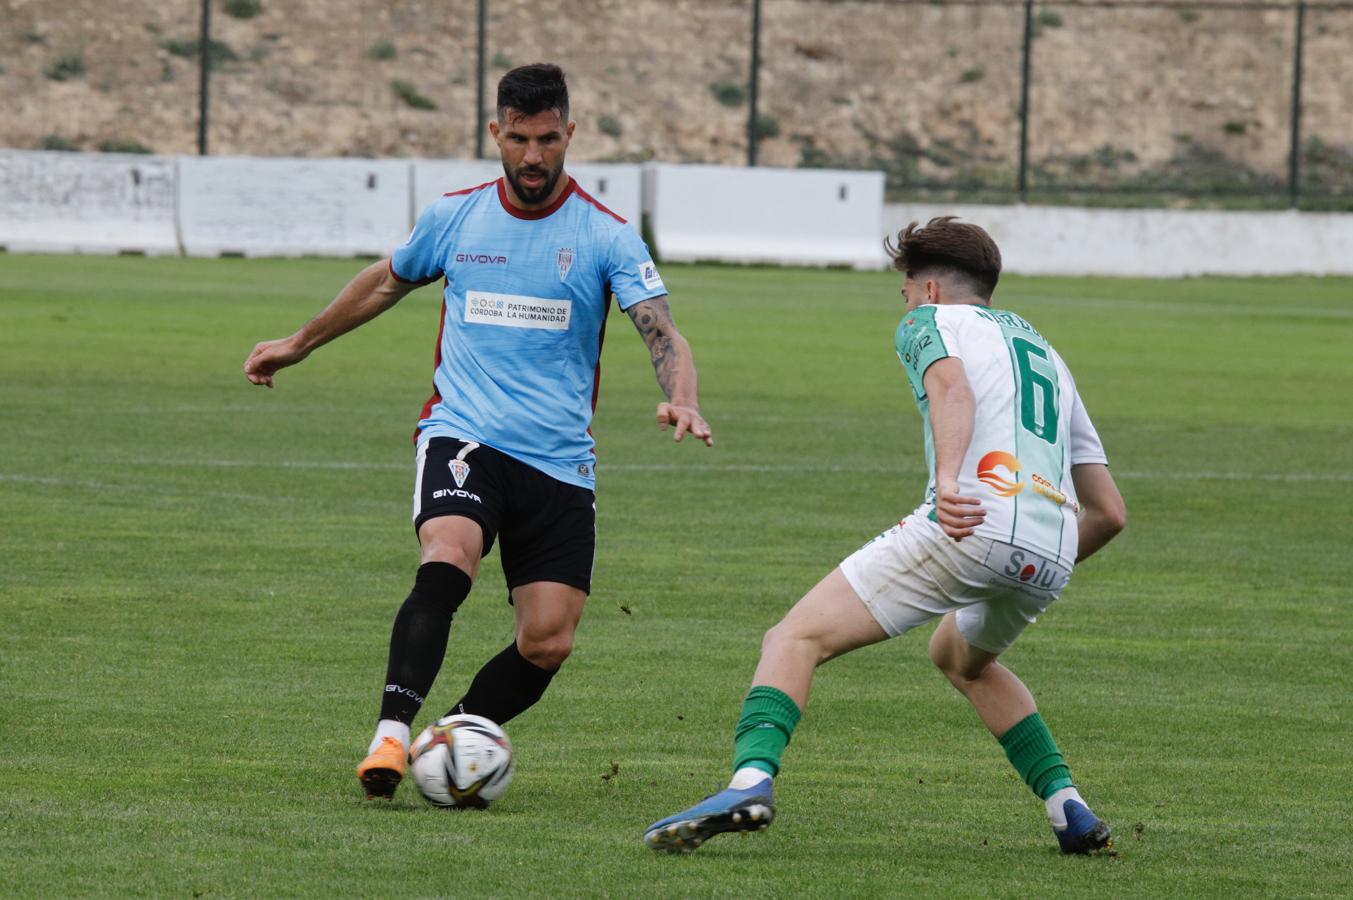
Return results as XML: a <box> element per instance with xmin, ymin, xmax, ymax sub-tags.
<box><xmin>557</xmin><ymin>247</ymin><xmax>574</xmax><ymax>281</ymax></box>
<box><xmin>449</xmin><ymin>459</ymin><xmax>471</xmax><ymax>488</ymax></box>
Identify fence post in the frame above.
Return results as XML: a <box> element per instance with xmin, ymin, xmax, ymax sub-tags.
<box><xmin>747</xmin><ymin>0</ymin><xmax>763</xmax><ymax>167</ymax></box>
<box><xmin>1017</xmin><ymin>0</ymin><xmax>1034</xmax><ymax>201</ymax></box>
<box><xmin>475</xmin><ymin>0</ymin><xmax>488</xmax><ymax>159</ymax></box>
<box><xmin>197</xmin><ymin>0</ymin><xmax>211</xmax><ymax>156</ymax></box>
<box><xmin>1288</xmin><ymin>0</ymin><xmax>1306</xmax><ymax>208</ymax></box>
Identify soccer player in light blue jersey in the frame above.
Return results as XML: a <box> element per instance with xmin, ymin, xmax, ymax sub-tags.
<box><xmin>244</xmin><ymin>64</ymin><xmax>712</xmax><ymax>800</ymax></box>
<box><xmin>645</xmin><ymin>217</ymin><xmax>1126</xmax><ymax>855</ymax></box>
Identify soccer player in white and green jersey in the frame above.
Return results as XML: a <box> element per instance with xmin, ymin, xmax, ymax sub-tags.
<box><xmin>645</xmin><ymin>216</ymin><xmax>1127</xmax><ymax>855</ymax></box>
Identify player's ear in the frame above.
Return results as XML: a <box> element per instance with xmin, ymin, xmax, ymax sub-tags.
<box><xmin>565</xmin><ymin>120</ymin><xmax>576</xmax><ymax>141</ymax></box>
<box><xmin>489</xmin><ymin>120</ymin><xmax>501</xmax><ymax>142</ymax></box>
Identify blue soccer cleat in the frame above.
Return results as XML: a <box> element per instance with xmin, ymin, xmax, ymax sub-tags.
<box><xmin>1054</xmin><ymin>799</ymin><xmax>1113</xmax><ymax>854</ymax></box>
<box><xmin>644</xmin><ymin>780</ymin><xmax>776</xmax><ymax>853</ymax></box>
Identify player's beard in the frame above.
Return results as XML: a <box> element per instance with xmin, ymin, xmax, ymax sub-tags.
<box><xmin>505</xmin><ymin>161</ymin><xmax>563</xmax><ymax>207</ymax></box>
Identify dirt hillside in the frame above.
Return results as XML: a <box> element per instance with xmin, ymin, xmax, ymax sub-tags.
<box><xmin>4</xmin><ymin>0</ymin><xmax>1351</xmax><ymax>194</ymax></box>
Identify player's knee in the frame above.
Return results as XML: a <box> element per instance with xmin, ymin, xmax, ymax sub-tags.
<box><xmin>518</xmin><ymin>632</ymin><xmax>573</xmax><ymax>671</ymax></box>
<box><xmin>929</xmin><ymin>627</ymin><xmax>990</xmax><ymax>683</ymax></box>
<box><xmin>420</xmin><ymin>543</ymin><xmax>478</xmax><ymax>577</ymax></box>
<box><xmin>933</xmin><ymin>649</ymin><xmax>994</xmax><ymax>685</ymax></box>
<box><xmin>762</xmin><ymin>619</ymin><xmax>830</xmax><ymax>665</ymax></box>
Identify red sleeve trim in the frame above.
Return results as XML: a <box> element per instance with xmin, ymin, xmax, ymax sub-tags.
<box><xmin>388</xmin><ymin>257</ymin><xmax>440</xmax><ymax>286</ymax></box>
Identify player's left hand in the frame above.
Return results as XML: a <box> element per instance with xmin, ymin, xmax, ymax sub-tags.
<box><xmin>656</xmin><ymin>402</ymin><xmax>713</xmax><ymax>447</ymax></box>
<box><xmin>935</xmin><ymin>480</ymin><xmax>985</xmax><ymax>540</ymax></box>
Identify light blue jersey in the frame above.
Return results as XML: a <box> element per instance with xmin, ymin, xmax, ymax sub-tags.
<box><xmin>391</xmin><ymin>176</ymin><xmax>666</xmax><ymax>489</ymax></box>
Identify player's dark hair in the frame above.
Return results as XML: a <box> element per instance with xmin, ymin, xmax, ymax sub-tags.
<box><xmin>885</xmin><ymin>216</ymin><xmax>1002</xmax><ymax>300</ymax></box>
<box><xmin>496</xmin><ymin>63</ymin><xmax>569</xmax><ymax>123</ymax></box>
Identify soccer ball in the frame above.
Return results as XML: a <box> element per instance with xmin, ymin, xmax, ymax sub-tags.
<box><xmin>409</xmin><ymin>714</ymin><xmax>514</xmax><ymax>809</ymax></box>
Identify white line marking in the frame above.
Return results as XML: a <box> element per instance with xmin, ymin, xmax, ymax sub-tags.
<box><xmin>1016</xmin><ymin>295</ymin><xmax>1353</xmax><ymax>320</ymax></box>
<box><xmin>6</xmin><ymin>463</ymin><xmax>1350</xmax><ymax>483</ymax></box>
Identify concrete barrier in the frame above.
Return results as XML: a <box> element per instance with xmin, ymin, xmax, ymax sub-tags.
<box><xmin>411</xmin><ymin>160</ymin><xmax>643</xmax><ymax>230</ymax></box>
<box><xmin>177</xmin><ymin>156</ymin><xmax>411</xmax><ymax>257</ymax></box>
<box><xmin>0</xmin><ymin>150</ymin><xmax>178</xmax><ymax>255</ymax></box>
<box><xmin>885</xmin><ymin>203</ymin><xmax>1353</xmax><ymax>277</ymax></box>
<box><xmin>645</xmin><ymin>164</ymin><xmax>886</xmax><ymax>269</ymax></box>
<box><xmin>7</xmin><ymin>149</ymin><xmax>1352</xmax><ymax>276</ymax></box>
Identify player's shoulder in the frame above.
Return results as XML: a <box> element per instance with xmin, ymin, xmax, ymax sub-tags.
<box><xmin>566</xmin><ymin>180</ymin><xmax>629</xmax><ymax>233</ymax></box>
<box><xmin>896</xmin><ymin>305</ymin><xmax>944</xmax><ymax>356</ymax></box>
<box><xmin>425</xmin><ymin>178</ymin><xmax>499</xmax><ymax>219</ymax></box>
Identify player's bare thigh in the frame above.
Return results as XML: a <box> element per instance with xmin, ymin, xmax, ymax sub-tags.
<box><xmin>418</xmin><ymin>514</ymin><xmax>485</xmax><ymax>578</ymax></box>
<box><xmin>767</xmin><ymin>568</ymin><xmax>889</xmax><ymax>662</ymax></box>
<box><xmin>753</xmin><ymin>568</ymin><xmax>889</xmax><ymax>707</ymax></box>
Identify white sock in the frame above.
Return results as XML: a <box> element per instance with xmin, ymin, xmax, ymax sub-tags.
<box><xmin>1044</xmin><ymin>786</ymin><xmax>1086</xmax><ymax>829</ymax></box>
<box><xmin>369</xmin><ymin>719</ymin><xmax>411</xmax><ymax>755</ymax></box>
<box><xmin>729</xmin><ymin>766</ymin><xmax>773</xmax><ymax>790</ymax></box>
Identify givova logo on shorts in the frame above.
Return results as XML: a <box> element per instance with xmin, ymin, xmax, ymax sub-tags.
<box><xmin>434</xmin><ymin>442</ymin><xmax>481</xmax><ymax>502</ymax></box>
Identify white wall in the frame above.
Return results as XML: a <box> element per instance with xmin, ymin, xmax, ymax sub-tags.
<box><xmin>646</xmin><ymin>164</ymin><xmax>886</xmax><ymax>269</ymax></box>
<box><xmin>885</xmin><ymin>203</ymin><xmax>1353</xmax><ymax>277</ymax></box>
<box><xmin>7</xmin><ymin>149</ymin><xmax>1352</xmax><ymax>276</ymax></box>
<box><xmin>177</xmin><ymin>156</ymin><xmax>411</xmax><ymax>257</ymax></box>
<box><xmin>0</xmin><ymin>150</ymin><xmax>178</xmax><ymax>255</ymax></box>
<box><xmin>411</xmin><ymin>160</ymin><xmax>643</xmax><ymax>230</ymax></box>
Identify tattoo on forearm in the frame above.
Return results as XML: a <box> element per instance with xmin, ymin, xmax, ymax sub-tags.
<box><xmin>627</xmin><ymin>295</ymin><xmax>688</xmax><ymax>401</ymax></box>
<box><xmin>652</xmin><ymin>336</ymin><xmax>678</xmax><ymax>396</ymax></box>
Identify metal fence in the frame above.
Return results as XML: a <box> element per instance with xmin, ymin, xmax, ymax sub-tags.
<box><xmin>134</xmin><ymin>0</ymin><xmax>1353</xmax><ymax>208</ymax></box>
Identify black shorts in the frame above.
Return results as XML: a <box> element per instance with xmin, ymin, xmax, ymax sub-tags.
<box><xmin>413</xmin><ymin>437</ymin><xmax>596</xmax><ymax>594</ymax></box>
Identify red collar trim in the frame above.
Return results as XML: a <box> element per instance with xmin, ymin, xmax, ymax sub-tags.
<box><xmin>497</xmin><ymin>175</ymin><xmax>575</xmax><ymax>220</ymax></box>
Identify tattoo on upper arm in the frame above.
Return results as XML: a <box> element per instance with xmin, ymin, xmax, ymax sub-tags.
<box><xmin>626</xmin><ymin>296</ymin><xmax>674</xmax><ymax>342</ymax></box>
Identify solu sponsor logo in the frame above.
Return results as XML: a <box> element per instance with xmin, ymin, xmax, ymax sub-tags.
<box><xmin>977</xmin><ymin>450</ymin><xmax>1023</xmax><ymax>497</ymax></box>
<box><xmin>1001</xmin><ymin>549</ymin><xmax>1065</xmax><ymax>590</ymax></box>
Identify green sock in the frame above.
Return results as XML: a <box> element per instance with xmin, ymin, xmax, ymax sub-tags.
<box><xmin>999</xmin><ymin>712</ymin><xmax>1075</xmax><ymax>800</ymax></box>
<box><xmin>732</xmin><ymin>685</ymin><xmax>802</xmax><ymax>778</ymax></box>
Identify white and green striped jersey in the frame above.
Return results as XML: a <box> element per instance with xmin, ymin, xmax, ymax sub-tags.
<box><xmin>894</xmin><ymin>304</ymin><xmax>1107</xmax><ymax>570</ymax></box>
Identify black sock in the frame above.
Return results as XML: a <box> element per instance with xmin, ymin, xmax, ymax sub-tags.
<box><xmin>447</xmin><ymin>642</ymin><xmax>558</xmax><ymax>725</ymax></box>
<box><xmin>378</xmin><ymin>562</ymin><xmax>472</xmax><ymax>724</ymax></box>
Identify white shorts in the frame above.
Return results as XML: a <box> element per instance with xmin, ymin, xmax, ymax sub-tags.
<box><xmin>839</xmin><ymin>514</ymin><xmax>1072</xmax><ymax>654</ymax></box>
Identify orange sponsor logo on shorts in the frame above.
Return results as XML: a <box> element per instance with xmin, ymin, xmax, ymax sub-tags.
<box><xmin>977</xmin><ymin>450</ymin><xmax>1024</xmax><ymax>497</ymax></box>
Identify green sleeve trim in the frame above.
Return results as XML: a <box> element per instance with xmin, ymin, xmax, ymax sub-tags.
<box><xmin>894</xmin><ymin>306</ymin><xmax>950</xmax><ymax>400</ymax></box>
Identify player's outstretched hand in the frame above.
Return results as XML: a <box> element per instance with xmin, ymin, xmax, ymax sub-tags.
<box><xmin>656</xmin><ymin>402</ymin><xmax>713</xmax><ymax>447</ymax></box>
<box><xmin>936</xmin><ymin>480</ymin><xmax>985</xmax><ymax>540</ymax></box>
<box><xmin>244</xmin><ymin>337</ymin><xmax>307</xmax><ymax>388</ymax></box>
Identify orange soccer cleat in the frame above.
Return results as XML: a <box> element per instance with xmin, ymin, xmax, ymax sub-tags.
<box><xmin>356</xmin><ymin>737</ymin><xmax>407</xmax><ymax>800</ymax></box>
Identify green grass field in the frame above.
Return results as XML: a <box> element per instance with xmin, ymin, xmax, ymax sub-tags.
<box><xmin>2</xmin><ymin>254</ymin><xmax>1350</xmax><ymax>897</ymax></box>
